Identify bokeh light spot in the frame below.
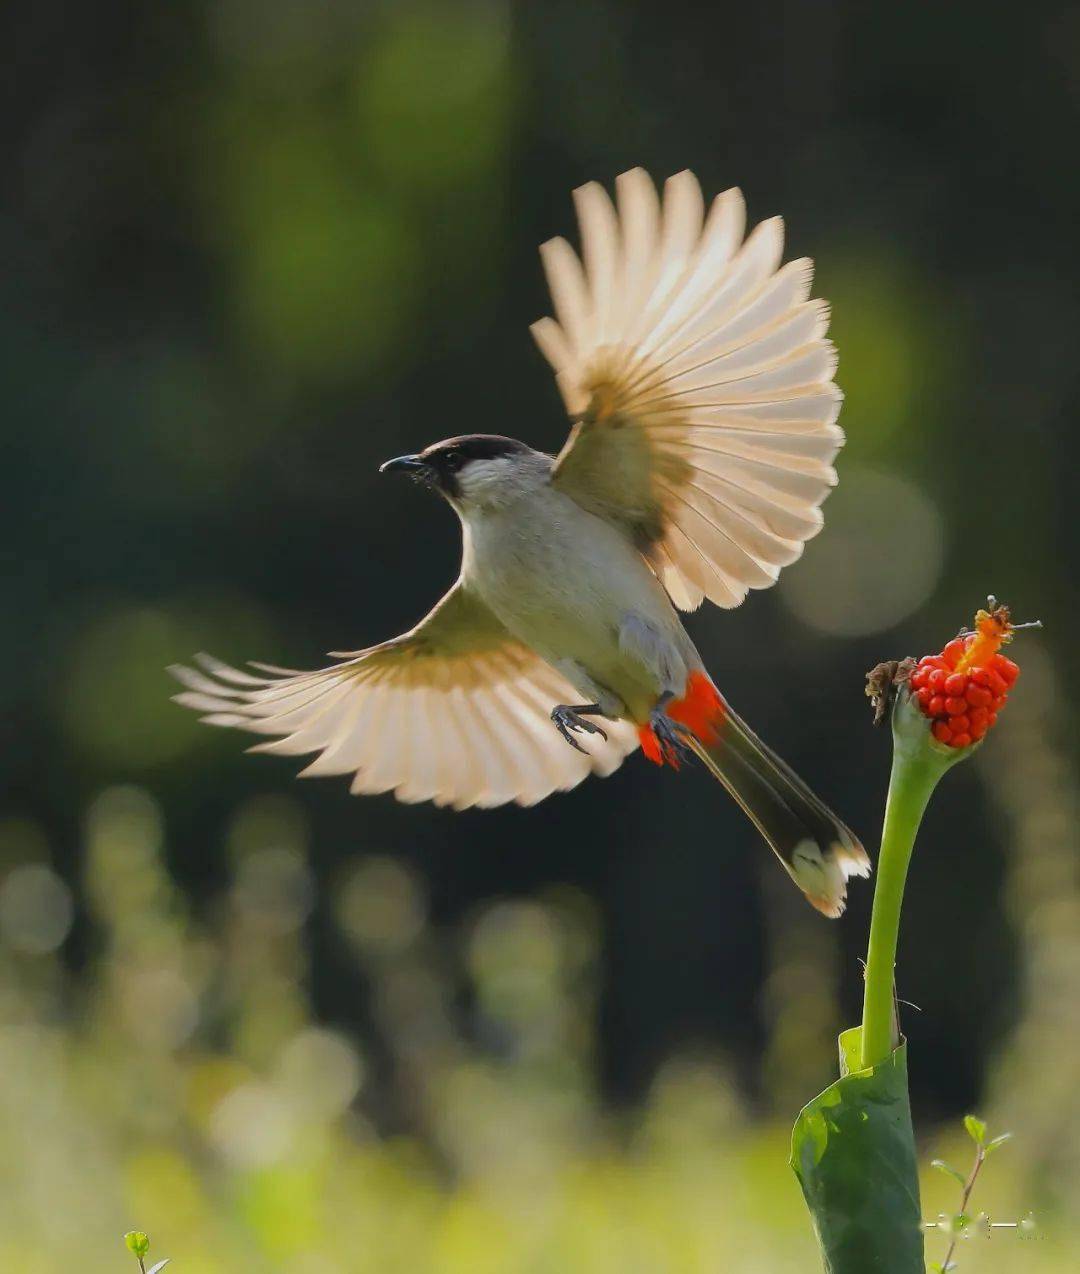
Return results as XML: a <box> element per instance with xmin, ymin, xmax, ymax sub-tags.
<box><xmin>819</xmin><ymin>248</ymin><xmax>950</xmax><ymax>458</ymax></box>
<box><xmin>228</xmin><ymin>794</ymin><xmax>309</xmax><ymax>863</ymax></box>
<box><xmin>210</xmin><ymin>1082</ymin><xmax>295</xmax><ymax>1168</ymax></box>
<box><xmin>84</xmin><ymin>785</ymin><xmax>167</xmax><ymax>921</ymax></box>
<box><xmin>357</xmin><ymin>3</ymin><xmax>514</xmax><ymax>193</ymax></box>
<box><xmin>779</xmin><ymin>467</ymin><xmax>946</xmax><ymax>637</ymax></box>
<box><xmin>62</xmin><ymin>601</ymin><xmax>275</xmax><ymax>771</ymax></box>
<box><xmin>233</xmin><ymin>847</ymin><xmax>314</xmax><ymax>935</ymax></box>
<box><xmin>62</xmin><ymin>609</ymin><xmax>205</xmax><ymax>770</ymax></box>
<box><xmin>118</xmin><ymin>967</ymin><xmax>200</xmax><ymax>1051</ymax></box>
<box><xmin>0</xmin><ymin>865</ymin><xmax>74</xmax><ymax>954</ymax></box>
<box><xmin>276</xmin><ymin>1027</ymin><xmax>364</xmax><ymax>1118</ymax></box>
<box><xmin>335</xmin><ymin>856</ymin><xmax>426</xmax><ymax>958</ymax></box>
<box><xmin>237</xmin><ymin>182</ymin><xmax>418</xmax><ymax>379</ymax></box>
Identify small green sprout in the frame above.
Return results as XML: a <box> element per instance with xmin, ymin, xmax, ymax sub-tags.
<box><xmin>927</xmin><ymin>1116</ymin><xmax>1012</xmax><ymax>1273</ymax></box>
<box><xmin>123</xmin><ymin>1230</ymin><xmax>170</xmax><ymax>1273</ymax></box>
<box><xmin>963</xmin><ymin>1115</ymin><xmax>987</xmax><ymax>1145</ymax></box>
<box><xmin>124</xmin><ymin>1233</ymin><xmax>150</xmax><ymax>1260</ymax></box>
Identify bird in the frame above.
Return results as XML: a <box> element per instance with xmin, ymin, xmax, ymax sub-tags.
<box><xmin>171</xmin><ymin>168</ymin><xmax>870</xmax><ymax>917</ymax></box>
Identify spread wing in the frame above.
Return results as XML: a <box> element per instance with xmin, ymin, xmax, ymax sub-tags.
<box><xmin>531</xmin><ymin>168</ymin><xmax>843</xmax><ymax>611</ymax></box>
<box><xmin>170</xmin><ymin>583</ymin><xmax>639</xmax><ymax>810</ymax></box>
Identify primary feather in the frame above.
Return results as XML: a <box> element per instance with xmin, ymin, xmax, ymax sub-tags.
<box><xmin>533</xmin><ymin>168</ymin><xmax>843</xmax><ymax>611</ymax></box>
<box><xmin>170</xmin><ymin>584</ymin><xmax>638</xmax><ymax>810</ymax></box>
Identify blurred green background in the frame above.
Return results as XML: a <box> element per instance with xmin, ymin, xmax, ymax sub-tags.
<box><xmin>2</xmin><ymin>1</ymin><xmax>1078</xmax><ymax>1269</ymax></box>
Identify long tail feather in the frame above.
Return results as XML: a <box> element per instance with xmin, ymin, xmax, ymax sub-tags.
<box><xmin>641</xmin><ymin>674</ymin><xmax>869</xmax><ymax>916</ymax></box>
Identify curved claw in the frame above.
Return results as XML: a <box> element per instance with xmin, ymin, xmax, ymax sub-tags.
<box><xmin>648</xmin><ymin>711</ymin><xmax>695</xmax><ymax>769</ymax></box>
<box><xmin>551</xmin><ymin>705</ymin><xmax>608</xmax><ymax>753</ymax></box>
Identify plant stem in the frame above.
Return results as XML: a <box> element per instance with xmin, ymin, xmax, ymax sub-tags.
<box><xmin>860</xmin><ymin>731</ymin><xmax>948</xmax><ymax>1070</ymax></box>
<box><xmin>939</xmin><ymin>1146</ymin><xmax>986</xmax><ymax>1272</ymax></box>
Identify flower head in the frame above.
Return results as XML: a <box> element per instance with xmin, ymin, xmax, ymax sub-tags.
<box><xmin>908</xmin><ymin>598</ymin><xmax>1030</xmax><ymax>748</ymax></box>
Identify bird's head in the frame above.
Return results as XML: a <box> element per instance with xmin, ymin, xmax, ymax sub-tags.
<box><xmin>380</xmin><ymin>434</ymin><xmax>547</xmax><ymax>510</ymax></box>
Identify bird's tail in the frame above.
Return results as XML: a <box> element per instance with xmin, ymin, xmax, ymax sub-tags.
<box><xmin>639</xmin><ymin>672</ymin><xmax>870</xmax><ymax>917</ymax></box>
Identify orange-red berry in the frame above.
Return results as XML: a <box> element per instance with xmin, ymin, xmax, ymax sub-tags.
<box><xmin>942</xmin><ymin>638</ymin><xmax>966</xmax><ymax>667</ymax></box>
<box><xmin>985</xmin><ymin>669</ymin><xmax>1007</xmax><ymax>696</ymax></box>
<box><xmin>909</xmin><ymin>604</ymin><xmax>1024</xmax><ymax>747</ymax></box>
<box><xmin>996</xmin><ymin>656</ymin><xmax>1020</xmax><ymax>685</ymax></box>
<box><xmin>965</xmin><ymin>684</ymin><xmax>992</xmax><ymax>708</ymax></box>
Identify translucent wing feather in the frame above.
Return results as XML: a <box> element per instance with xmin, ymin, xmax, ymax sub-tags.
<box><xmin>533</xmin><ymin>168</ymin><xmax>843</xmax><ymax>611</ymax></box>
<box><xmin>171</xmin><ymin>584</ymin><xmax>638</xmax><ymax>809</ymax></box>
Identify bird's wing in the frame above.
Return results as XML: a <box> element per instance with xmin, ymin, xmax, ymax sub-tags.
<box><xmin>170</xmin><ymin>582</ymin><xmax>639</xmax><ymax>810</ymax></box>
<box><xmin>532</xmin><ymin>168</ymin><xmax>842</xmax><ymax>611</ymax></box>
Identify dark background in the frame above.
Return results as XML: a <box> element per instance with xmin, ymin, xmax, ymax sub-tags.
<box><xmin>3</xmin><ymin>0</ymin><xmax>1077</xmax><ymax>1136</ymax></box>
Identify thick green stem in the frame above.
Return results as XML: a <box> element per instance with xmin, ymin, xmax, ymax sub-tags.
<box><xmin>860</xmin><ymin>694</ymin><xmax>964</xmax><ymax>1070</ymax></box>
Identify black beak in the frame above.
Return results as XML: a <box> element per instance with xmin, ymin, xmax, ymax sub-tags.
<box><xmin>379</xmin><ymin>454</ymin><xmax>429</xmax><ymax>478</ymax></box>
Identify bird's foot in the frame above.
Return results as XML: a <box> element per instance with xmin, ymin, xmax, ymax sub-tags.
<box><xmin>551</xmin><ymin>704</ymin><xmax>608</xmax><ymax>754</ymax></box>
<box><xmin>648</xmin><ymin>708</ymin><xmax>696</xmax><ymax>768</ymax></box>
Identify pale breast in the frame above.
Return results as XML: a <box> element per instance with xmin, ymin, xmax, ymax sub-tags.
<box><xmin>463</xmin><ymin>486</ymin><xmax>686</xmax><ymax>709</ymax></box>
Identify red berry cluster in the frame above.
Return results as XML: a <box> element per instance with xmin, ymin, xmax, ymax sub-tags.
<box><xmin>910</xmin><ymin>635</ymin><xmax>1019</xmax><ymax>748</ymax></box>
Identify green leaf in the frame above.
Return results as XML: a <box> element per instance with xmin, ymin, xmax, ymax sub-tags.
<box><xmin>963</xmin><ymin>1114</ymin><xmax>987</xmax><ymax>1145</ymax></box>
<box><xmin>931</xmin><ymin>1159</ymin><xmax>966</xmax><ymax>1186</ymax></box>
<box><xmin>984</xmin><ymin>1132</ymin><xmax>1013</xmax><ymax>1156</ymax></box>
<box><xmin>791</xmin><ymin>1027</ymin><xmax>924</xmax><ymax>1273</ymax></box>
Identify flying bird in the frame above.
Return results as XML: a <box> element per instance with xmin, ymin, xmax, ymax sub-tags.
<box><xmin>172</xmin><ymin>169</ymin><xmax>869</xmax><ymax>916</ymax></box>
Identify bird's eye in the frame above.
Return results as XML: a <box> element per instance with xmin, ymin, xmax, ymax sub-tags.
<box><xmin>443</xmin><ymin>449</ymin><xmax>461</xmax><ymax>469</ymax></box>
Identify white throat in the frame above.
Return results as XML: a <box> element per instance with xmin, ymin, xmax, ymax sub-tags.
<box><xmin>453</xmin><ymin>450</ymin><xmax>552</xmax><ymax>513</ymax></box>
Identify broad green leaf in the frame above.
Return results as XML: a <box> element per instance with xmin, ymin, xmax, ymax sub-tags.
<box><xmin>931</xmin><ymin>1159</ymin><xmax>966</xmax><ymax>1186</ymax></box>
<box><xmin>963</xmin><ymin>1114</ymin><xmax>987</xmax><ymax>1145</ymax></box>
<box><xmin>791</xmin><ymin>1027</ymin><xmax>923</xmax><ymax>1273</ymax></box>
<box><xmin>984</xmin><ymin>1132</ymin><xmax>1013</xmax><ymax>1156</ymax></box>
